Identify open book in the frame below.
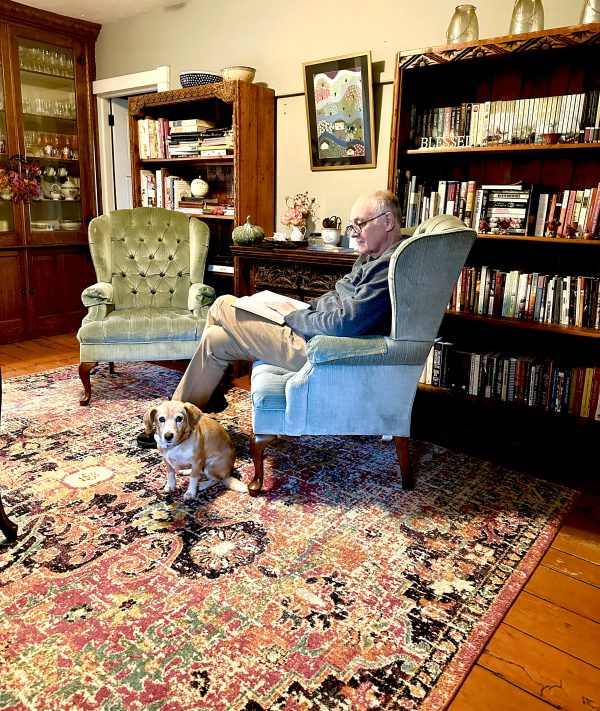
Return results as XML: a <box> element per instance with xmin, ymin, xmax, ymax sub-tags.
<box><xmin>233</xmin><ymin>290</ymin><xmax>309</xmax><ymax>325</ymax></box>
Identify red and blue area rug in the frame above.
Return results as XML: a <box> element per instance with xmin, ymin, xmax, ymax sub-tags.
<box><xmin>0</xmin><ymin>364</ymin><xmax>578</xmax><ymax>710</ymax></box>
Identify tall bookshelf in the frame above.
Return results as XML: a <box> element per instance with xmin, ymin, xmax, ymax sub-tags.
<box><xmin>128</xmin><ymin>80</ymin><xmax>274</xmax><ymax>294</ymax></box>
<box><xmin>388</xmin><ymin>23</ymin><xmax>600</xmax><ymax>472</ymax></box>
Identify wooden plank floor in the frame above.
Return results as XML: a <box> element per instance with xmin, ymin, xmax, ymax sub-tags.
<box><xmin>1</xmin><ymin>334</ymin><xmax>599</xmax><ymax>709</ymax></box>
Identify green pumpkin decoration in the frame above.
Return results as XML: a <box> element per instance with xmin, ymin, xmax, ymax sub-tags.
<box><xmin>232</xmin><ymin>215</ymin><xmax>265</xmax><ymax>245</ymax></box>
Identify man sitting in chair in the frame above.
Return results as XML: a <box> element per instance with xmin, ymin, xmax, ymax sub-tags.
<box><xmin>137</xmin><ymin>188</ymin><xmax>405</xmax><ymax>448</ymax></box>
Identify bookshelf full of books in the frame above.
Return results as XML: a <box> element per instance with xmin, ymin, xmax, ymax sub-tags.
<box><xmin>129</xmin><ymin>80</ymin><xmax>274</xmax><ymax>293</ymax></box>
<box><xmin>388</xmin><ymin>23</ymin><xmax>600</xmax><ymax>470</ymax></box>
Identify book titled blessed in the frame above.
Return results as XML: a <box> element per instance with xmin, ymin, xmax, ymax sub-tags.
<box><xmin>233</xmin><ymin>290</ymin><xmax>309</xmax><ymax>324</ymax></box>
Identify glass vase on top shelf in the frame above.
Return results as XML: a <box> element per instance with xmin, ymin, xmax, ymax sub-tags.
<box><xmin>19</xmin><ymin>38</ymin><xmax>82</xmax><ymax>235</ymax></box>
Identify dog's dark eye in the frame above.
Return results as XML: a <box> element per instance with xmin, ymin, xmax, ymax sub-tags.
<box><xmin>158</xmin><ymin>416</ymin><xmax>166</xmax><ymax>423</ymax></box>
<box><xmin>175</xmin><ymin>415</ymin><xmax>183</xmax><ymax>423</ymax></box>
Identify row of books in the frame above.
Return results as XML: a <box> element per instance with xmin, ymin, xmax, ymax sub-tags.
<box><xmin>139</xmin><ymin>169</ymin><xmax>234</xmax><ymax>215</ymax></box>
<box><xmin>450</xmin><ymin>266</ymin><xmax>600</xmax><ymax>330</ymax></box>
<box><xmin>411</xmin><ymin>89</ymin><xmax>600</xmax><ymax>149</ymax></box>
<box><xmin>140</xmin><ymin>169</ymin><xmax>189</xmax><ymax>208</ymax></box>
<box><xmin>397</xmin><ymin>173</ymin><xmax>600</xmax><ymax>238</ymax></box>
<box><xmin>137</xmin><ymin>117</ymin><xmax>233</xmax><ymax>159</ymax></box>
<box><xmin>532</xmin><ymin>186</ymin><xmax>600</xmax><ymax>239</ymax></box>
<box><xmin>421</xmin><ymin>340</ymin><xmax>600</xmax><ymax>420</ymax></box>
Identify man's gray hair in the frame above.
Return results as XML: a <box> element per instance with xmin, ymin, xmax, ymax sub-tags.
<box><xmin>365</xmin><ymin>189</ymin><xmax>402</xmax><ymax>231</ymax></box>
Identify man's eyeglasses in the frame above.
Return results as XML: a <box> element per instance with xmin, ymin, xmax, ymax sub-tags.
<box><xmin>350</xmin><ymin>211</ymin><xmax>389</xmax><ymax>235</ymax></box>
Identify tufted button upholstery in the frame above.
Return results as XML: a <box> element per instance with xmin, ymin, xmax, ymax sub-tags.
<box><xmin>77</xmin><ymin>207</ymin><xmax>215</xmax><ymax>405</ymax></box>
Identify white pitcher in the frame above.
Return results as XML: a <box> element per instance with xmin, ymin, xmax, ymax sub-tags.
<box><xmin>290</xmin><ymin>225</ymin><xmax>306</xmax><ymax>241</ymax></box>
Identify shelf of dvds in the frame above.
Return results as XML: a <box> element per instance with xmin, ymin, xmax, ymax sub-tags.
<box><xmin>129</xmin><ymin>80</ymin><xmax>275</xmax><ymax>295</ymax></box>
<box><xmin>388</xmin><ymin>23</ymin><xmax>600</xmax><ymax>454</ymax></box>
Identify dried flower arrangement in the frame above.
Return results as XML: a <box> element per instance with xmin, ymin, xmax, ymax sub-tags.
<box><xmin>0</xmin><ymin>156</ymin><xmax>41</xmax><ymax>203</ymax></box>
<box><xmin>280</xmin><ymin>191</ymin><xmax>318</xmax><ymax>228</ymax></box>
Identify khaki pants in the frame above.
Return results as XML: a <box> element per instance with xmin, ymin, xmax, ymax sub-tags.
<box><xmin>173</xmin><ymin>294</ymin><xmax>308</xmax><ymax>407</ymax></box>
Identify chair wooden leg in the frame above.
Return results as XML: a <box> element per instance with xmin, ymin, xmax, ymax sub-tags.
<box><xmin>0</xmin><ymin>494</ymin><xmax>18</xmax><ymax>542</ymax></box>
<box><xmin>394</xmin><ymin>436</ymin><xmax>414</xmax><ymax>490</ymax></box>
<box><xmin>109</xmin><ymin>362</ymin><xmax>115</xmax><ymax>374</ymax></box>
<box><xmin>78</xmin><ymin>361</ymin><xmax>96</xmax><ymax>406</ymax></box>
<box><xmin>249</xmin><ymin>433</ymin><xmax>277</xmax><ymax>496</ymax></box>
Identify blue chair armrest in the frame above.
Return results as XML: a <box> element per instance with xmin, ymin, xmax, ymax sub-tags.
<box><xmin>306</xmin><ymin>335</ymin><xmax>432</xmax><ymax>366</ymax></box>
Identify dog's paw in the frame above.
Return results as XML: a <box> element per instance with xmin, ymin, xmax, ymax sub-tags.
<box><xmin>183</xmin><ymin>489</ymin><xmax>196</xmax><ymax>501</ymax></box>
<box><xmin>163</xmin><ymin>483</ymin><xmax>176</xmax><ymax>493</ymax></box>
<box><xmin>224</xmin><ymin>477</ymin><xmax>249</xmax><ymax>494</ymax></box>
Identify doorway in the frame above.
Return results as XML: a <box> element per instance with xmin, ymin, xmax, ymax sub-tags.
<box><xmin>93</xmin><ymin>66</ymin><xmax>170</xmax><ymax>213</ymax></box>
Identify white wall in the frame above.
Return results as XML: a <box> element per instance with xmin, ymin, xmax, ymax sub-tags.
<box><xmin>95</xmin><ymin>0</ymin><xmax>578</xmax><ymax>232</ymax></box>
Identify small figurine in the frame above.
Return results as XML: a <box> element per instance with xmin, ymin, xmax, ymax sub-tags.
<box><xmin>478</xmin><ymin>216</ymin><xmax>490</xmax><ymax>234</ymax></box>
<box><xmin>564</xmin><ymin>223</ymin><xmax>578</xmax><ymax>239</ymax></box>
<box><xmin>498</xmin><ymin>217</ymin><xmax>512</xmax><ymax>235</ymax></box>
<box><xmin>545</xmin><ymin>218</ymin><xmax>561</xmax><ymax>238</ymax></box>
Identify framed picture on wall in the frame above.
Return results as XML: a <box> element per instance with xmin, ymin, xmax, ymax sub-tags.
<box><xmin>303</xmin><ymin>51</ymin><xmax>376</xmax><ymax>171</ymax></box>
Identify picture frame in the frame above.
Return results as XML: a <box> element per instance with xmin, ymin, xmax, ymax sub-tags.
<box><xmin>303</xmin><ymin>51</ymin><xmax>376</xmax><ymax>171</ymax></box>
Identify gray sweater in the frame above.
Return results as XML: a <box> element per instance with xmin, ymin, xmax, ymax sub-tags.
<box><xmin>284</xmin><ymin>242</ymin><xmax>401</xmax><ymax>339</ymax></box>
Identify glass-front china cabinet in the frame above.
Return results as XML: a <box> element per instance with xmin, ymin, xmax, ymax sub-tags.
<box><xmin>0</xmin><ymin>2</ymin><xmax>100</xmax><ymax>342</ymax></box>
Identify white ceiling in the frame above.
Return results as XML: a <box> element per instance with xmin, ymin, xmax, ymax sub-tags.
<box><xmin>19</xmin><ymin>0</ymin><xmax>183</xmax><ymax>25</ymax></box>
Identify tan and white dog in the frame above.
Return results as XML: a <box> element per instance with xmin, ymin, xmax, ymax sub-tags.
<box><xmin>143</xmin><ymin>400</ymin><xmax>247</xmax><ymax>499</ymax></box>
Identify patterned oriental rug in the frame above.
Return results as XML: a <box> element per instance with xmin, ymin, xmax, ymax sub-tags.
<box><xmin>0</xmin><ymin>364</ymin><xmax>578</xmax><ymax>711</ymax></box>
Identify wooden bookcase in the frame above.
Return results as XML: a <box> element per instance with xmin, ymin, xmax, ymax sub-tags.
<box><xmin>387</xmin><ymin>23</ymin><xmax>600</xmax><ymax>470</ymax></box>
<box><xmin>128</xmin><ymin>81</ymin><xmax>275</xmax><ymax>295</ymax></box>
<box><xmin>0</xmin><ymin>0</ymin><xmax>100</xmax><ymax>344</ymax></box>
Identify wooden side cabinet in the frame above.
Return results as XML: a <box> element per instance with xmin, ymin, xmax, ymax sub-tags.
<box><xmin>231</xmin><ymin>245</ymin><xmax>356</xmax><ymax>301</ymax></box>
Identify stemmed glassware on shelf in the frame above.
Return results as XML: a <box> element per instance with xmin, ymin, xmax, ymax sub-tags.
<box><xmin>18</xmin><ymin>45</ymin><xmax>74</xmax><ymax>77</ymax></box>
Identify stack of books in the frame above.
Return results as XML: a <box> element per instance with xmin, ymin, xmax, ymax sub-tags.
<box><xmin>199</xmin><ymin>128</ymin><xmax>234</xmax><ymax>156</ymax></box>
<box><xmin>167</xmin><ymin>118</ymin><xmax>216</xmax><ymax>157</ymax></box>
<box><xmin>176</xmin><ymin>196</ymin><xmax>234</xmax><ymax>215</ymax></box>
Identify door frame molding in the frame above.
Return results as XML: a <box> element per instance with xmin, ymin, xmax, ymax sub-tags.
<box><xmin>93</xmin><ymin>66</ymin><xmax>170</xmax><ymax>213</ymax></box>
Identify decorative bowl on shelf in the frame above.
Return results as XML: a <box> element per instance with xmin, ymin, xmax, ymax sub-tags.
<box><xmin>59</xmin><ymin>219</ymin><xmax>82</xmax><ymax>231</ymax></box>
<box><xmin>31</xmin><ymin>221</ymin><xmax>56</xmax><ymax>231</ymax></box>
<box><xmin>179</xmin><ymin>71</ymin><xmax>222</xmax><ymax>88</ymax></box>
<box><xmin>542</xmin><ymin>132</ymin><xmax>561</xmax><ymax>144</ymax></box>
<box><xmin>220</xmin><ymin>66</ymin><xmax>256</xmax><ymax>83</ymax></box>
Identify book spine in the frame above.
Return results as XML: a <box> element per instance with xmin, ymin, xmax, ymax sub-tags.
<box><xmin>534</xmin><ymin>193</ymin><xmax>550</xmax><ymax>236</ymax></box>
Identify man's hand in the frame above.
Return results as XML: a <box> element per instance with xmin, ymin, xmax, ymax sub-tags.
<box><xmin>265</xmin><ymin>301</ymin><xmax>298</xmax><ymax>316</ymax></box>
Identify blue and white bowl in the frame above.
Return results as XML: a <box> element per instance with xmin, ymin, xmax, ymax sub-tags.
<box><xmin>179</xmin><ymin>71</ymin><xmax>222</xmax><ymax>88</ymax></box>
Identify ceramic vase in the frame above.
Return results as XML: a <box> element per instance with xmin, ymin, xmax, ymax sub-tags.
<box><xmin>191</xmin><ymin>175</ymin><xmax>209</xmax><ymax>199</ymax></box>
<box><xmin>579</xmin><ymin>0</ymin><xmax>600</xmax><ymax>23</ymax></box>
<box><xmin>446</xmin><ymin>5</ymin><xmax>479</xmax><ymax>44</ymax></box>
<box><xmin>509</xmin><ymin>0</ymin><xmax>544</xmax><ymax>34</ymax></box>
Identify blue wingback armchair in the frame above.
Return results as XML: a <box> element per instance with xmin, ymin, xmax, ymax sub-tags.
<box><xmin>248</xmin><ymin>214</ymin><xmax>476</xmax><ymax>494</ymax></box>
<box><xmin>77</xmin><ymin>208</ymin><xmax>215</xmax><ymax>405</ymax></box>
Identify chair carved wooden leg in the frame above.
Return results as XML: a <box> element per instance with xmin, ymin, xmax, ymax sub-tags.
<box><xmin>249</xmin><ymin>433</ymin><xmax>277</xmax><ymax>496</ymax></box>
<box><xmin>0</xmin><ymin>494</ymin><xmax>18</xmax><ymax>542</ymax></box>
<box><xmin>394</xmin><ymin>436</ymin><xmax>414</xmax><ymax>491</ymax></box>
<box><xmin>109</xmin><ymin>362</ymin><xmax>115</xmax><ymax>374</ymax></box>
<box><xmin>78</xmin><ymin>361</ymin><xmax>97</xmax><ymax>406</ymax></box>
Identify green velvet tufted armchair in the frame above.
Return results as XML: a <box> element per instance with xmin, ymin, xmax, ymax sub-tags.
<box><xmin>77</xmin><ymin>208</ymin><xmax>215</xmax><ymax>405</ymax></box>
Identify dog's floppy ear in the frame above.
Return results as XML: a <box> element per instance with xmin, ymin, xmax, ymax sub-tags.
<box><xmin>183</xmin><ymin>402</ymin><xmax>203</xmax><ymax>429</ymax></box>
<box><xmin>143</xmin><ymin>405</ymin><xmax>158</xmax><ymax>434</ymax></box>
